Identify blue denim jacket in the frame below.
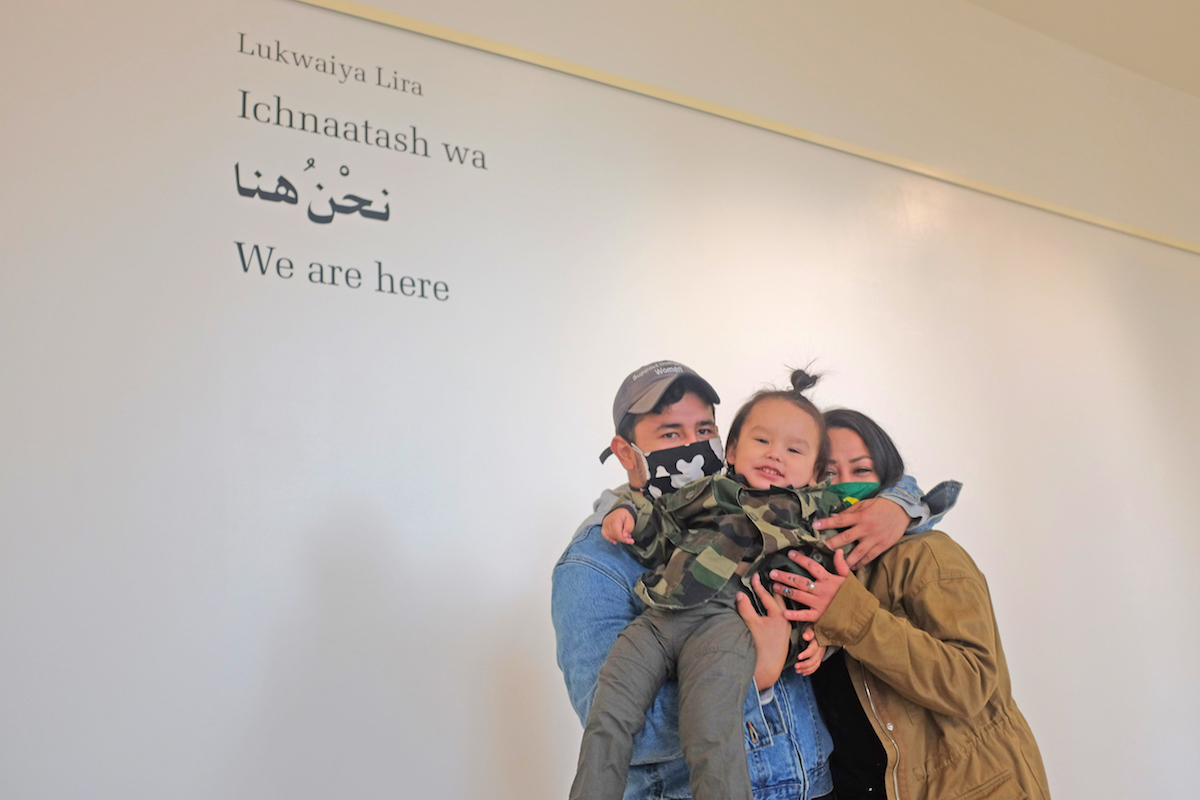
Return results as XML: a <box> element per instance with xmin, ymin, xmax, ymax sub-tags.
<box><xmin>552</xmin><ymin>476</ymin><xmax>959</xmax><ymax>800</ymax></box>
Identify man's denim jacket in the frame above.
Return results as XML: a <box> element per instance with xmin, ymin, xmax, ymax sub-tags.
<box><xmin>552</xmin><ymin>476</ymin><xmax>960</xmax><ymax>800</ymax></box>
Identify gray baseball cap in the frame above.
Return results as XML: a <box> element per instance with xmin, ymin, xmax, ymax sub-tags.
<box><xmin>599</xmin><ymin>360</ymin><xmax>720</xmax><ymax>463</ymax></box>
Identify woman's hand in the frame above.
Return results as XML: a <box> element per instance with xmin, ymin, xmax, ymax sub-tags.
<box><xmin>792</xmin><ymin>629</ymin><xmax>827</xmax><ymax>676</ymax></box>
<box><xmin>736</xmin><ymin>573</ymin><xmax>791</xmax><ymax>690</ymax></box>
<box><xmin>811</xmin><ymin>497</ymin><xmax>909</xmax><ymax>569</ymax></box>
<box><xmin>770</xmin><ymin>549</ymin><xmax>851</xmax><ymax>623</ymax></box>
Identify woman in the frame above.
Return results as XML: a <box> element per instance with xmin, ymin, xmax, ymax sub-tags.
<box><xmin>770</xmin><ymin>409</ymin><xmax>1050</xmax><ymax>800</ymax></box>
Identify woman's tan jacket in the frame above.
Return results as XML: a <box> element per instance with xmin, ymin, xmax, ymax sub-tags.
<box><xmin>812</xmin><ymin>530</ymin><xmax>1050</xmax><ymax>800</ymax></box>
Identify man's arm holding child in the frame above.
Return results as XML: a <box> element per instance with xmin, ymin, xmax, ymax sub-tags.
<box><xmin>552</xmin><ymin>497</ymin><xmax>685</xmax><ymax>764</ymax></box>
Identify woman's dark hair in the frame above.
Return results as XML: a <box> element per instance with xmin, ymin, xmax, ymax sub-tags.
<box><xmin>725</xmin><ymin>368</ymin><xmax>829</xmax><ymax>478</ymax></box>
<box><xmin>824</xmin><ymin>408</ymin><xmax>906</xmax><ymax>491</ymax></box>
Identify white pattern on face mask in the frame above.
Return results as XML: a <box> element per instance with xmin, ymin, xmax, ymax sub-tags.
<box><xmin>631</xmin><ymin>438</ymin><xmax>725</xmax><ymax>499</ymax></box>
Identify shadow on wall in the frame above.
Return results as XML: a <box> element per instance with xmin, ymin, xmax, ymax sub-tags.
<box><xmin>220</xmin><ymin>511</ymin><xmax>466</xmax><ymax>799</ymax></box>
<box><xmin>473</xmin><ymin>591</ymin><xmax>566</xmax><ymax>800</ymax></box>
<box><xmin>218</xmin><ymin>510</ymin><xmax>564</xmax><ymax>800</ymax></box>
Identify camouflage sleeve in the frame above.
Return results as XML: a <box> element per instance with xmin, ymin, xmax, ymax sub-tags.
<box><xmin>602</xmin><ymin>498</ymin><xmax>638</xmax><ymax>525</ymax></box>
<box><xmin>616</xmin><ymin>488</ymin><xmax>676</xmax><ymax>570</ymax></box>
<box><xmin>742</xmin><ymin>485</ymin><xmax>851</xmax><ymax>561</ymax></box>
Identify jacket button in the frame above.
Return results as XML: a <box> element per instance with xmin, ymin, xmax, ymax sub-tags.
<box><xmin>886</xmin><ymin>723</ymin><xmax>894</xmax><ymax>731</ymax></box>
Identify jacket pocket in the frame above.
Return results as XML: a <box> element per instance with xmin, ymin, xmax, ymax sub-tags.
<box><xmin>745</xmin><ymin>690</ymin><xmax>789</xmax><ymax>750</ymax></box>
<box><xmin>950</xmin><ymin>770</ymin><xmax>1026</xmax><ymax>800</ymax></box>
<box><xmin>667</xmin><ymin>521</ymin><xmax>726</xmax><ymax>553</ymax></box>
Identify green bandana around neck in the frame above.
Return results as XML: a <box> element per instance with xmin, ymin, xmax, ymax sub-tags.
<box><xmin>829</xmin><ymin>481</ymin><xmax>881</xmax><ymax>504</ymax></box>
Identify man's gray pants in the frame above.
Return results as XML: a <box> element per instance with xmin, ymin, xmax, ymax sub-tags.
<box><xmin>570</xmin><ymin>581</ymin><xmax>756</xmax><ymax>800</ymax></box>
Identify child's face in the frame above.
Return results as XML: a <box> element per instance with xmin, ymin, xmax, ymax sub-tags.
<box><xmin>726</xmin><ymin>398</ymin><xmax>821</xmax><ymax>490</ymax></box>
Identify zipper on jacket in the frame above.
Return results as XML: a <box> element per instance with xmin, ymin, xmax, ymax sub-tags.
<box><xmin>863</xmin><ymin>674</ymin><xmax>901</xmax><ymax>800</ymax></box>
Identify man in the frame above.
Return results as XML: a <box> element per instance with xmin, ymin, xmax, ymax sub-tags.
<box><xmin>552</xmin><ymin>360</ymin><xmax>946</xmax><ymax>800</ymax></box>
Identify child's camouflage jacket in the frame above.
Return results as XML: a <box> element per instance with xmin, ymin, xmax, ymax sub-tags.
<box><xmin>615</xmin><ymin>474</ymin><xmax>855</xmax><ymax>664</ymax></box>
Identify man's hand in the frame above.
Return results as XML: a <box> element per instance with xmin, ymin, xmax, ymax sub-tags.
<box><xmin>735</xmin><ymin>574</ymin><xmax>790</xmax><ymax>691</ymax></box>
<box><xmin>601</xmin><ymin>508</ymin><xmax>635</xmax><ymax>545</ymax></box>
<box><xmin>812</xmin><ymin>497</ymin><xmax>909</xmax><ymax>569</ymax></box>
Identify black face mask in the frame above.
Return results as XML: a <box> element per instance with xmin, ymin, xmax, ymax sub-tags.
<box><xmin>633</xmin><ymin>438</ymin><xmax>726</xmax><ymax>499</ymax></box>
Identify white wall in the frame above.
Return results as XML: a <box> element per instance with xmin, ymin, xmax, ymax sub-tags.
<box><xmin>378</xmin><ymin>0</ymin><xmax>1200</xmax><ymax>248</ymax></box>
<box><xmin>1</xmin><ymin>2</ymin><xmax>1197</xmax><ymax>799</ymax></box>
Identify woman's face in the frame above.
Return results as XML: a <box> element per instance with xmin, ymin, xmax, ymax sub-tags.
<box><xmin>825</xmin><ymin>427</ymin><xmax>880</xmax><ymax>484</ymax></box>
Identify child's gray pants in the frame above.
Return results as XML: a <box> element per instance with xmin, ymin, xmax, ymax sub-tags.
<box><xmin>570</xmin><ymin>581</ymin><xmax>756</xmax><ymax>800</ymax></box>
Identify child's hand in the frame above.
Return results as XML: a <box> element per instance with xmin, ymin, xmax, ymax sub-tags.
<box><xmin>601</xmin><ymin>508</ymin><xmax>635</xmax><ymax>545</ymax></box>
<box><xmin>793</xmin><ymin>628</ymin><xmax>827</xmax><ymax>676</ymax></box>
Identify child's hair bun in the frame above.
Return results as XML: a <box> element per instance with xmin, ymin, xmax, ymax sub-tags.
<box><xmin>789</xmin><ymin>367</ymin><xmax>821</xmax><ymax>395</ymax></box>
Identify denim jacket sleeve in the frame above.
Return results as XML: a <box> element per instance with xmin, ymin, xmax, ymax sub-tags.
<box><xmin>879</xmin><ymin>476</ymin><xmax>963</xmax><ymax>533</ymax></box>
<box><xmin>552</xmin><ymin>494</ymin><xmax>683</xmax><ymax>764</ymax></box>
